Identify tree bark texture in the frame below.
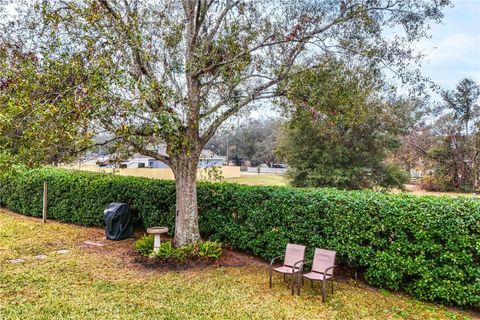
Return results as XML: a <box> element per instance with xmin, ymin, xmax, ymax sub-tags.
<box><xmin>172</xmin><ymin>154</ymin><xmax>201</xmax><ymax>247</ymax></box>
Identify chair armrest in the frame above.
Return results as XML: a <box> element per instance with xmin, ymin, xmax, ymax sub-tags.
<box><xmin>323</xmin><ymin>265</ymin><xmax>337</xmax><ymax>280</ymax></box>
<box><xmin>293</xmin><ymin>259</ymin><xmax>306</xmax><ymax>272</ymax></box>
<box><xmin>270</xmin><ymin>256</ymin><xmax>283</xmax><ymax>267</ymax></box>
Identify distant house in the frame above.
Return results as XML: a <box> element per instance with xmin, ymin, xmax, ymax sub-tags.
<box><xmin>81</xmin><ymin>149</ymin><xmax>225</xmax><ymax>169</ymax></box>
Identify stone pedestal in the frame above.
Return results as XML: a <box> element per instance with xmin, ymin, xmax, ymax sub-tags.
<box><xmin>146</xmin><ymin>227</ymin><xmax>169</xmax><ymax>253</ymax></box>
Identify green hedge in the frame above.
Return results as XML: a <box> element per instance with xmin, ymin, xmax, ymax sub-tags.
<box><xmin>0</xmin><ymin>168</ymin><xmax>478</xmax><ymax>308</ymax></box>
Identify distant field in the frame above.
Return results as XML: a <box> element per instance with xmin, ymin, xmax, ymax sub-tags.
<box><xmin>400</xmin><ymin>184</ymin><xmax>477</xmax><ymax>198</ymax></box>
<box><xmin>223</xmin><ymin>173</ymin><xmax>287</xmax><ymax>186</ymax></box>
<box><xmin>69</xmin><ymin>166</ymin><xmax>477</xmax><ymax>197</ymax></box>
<box><xmin>223</xmin><ymin>175</ymin><xmax>479</xmax><ymax>199</ymax></box>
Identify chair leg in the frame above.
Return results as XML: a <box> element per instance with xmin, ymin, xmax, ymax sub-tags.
<box><xmin>321</xmin><ymin>280</ymin><xmax>326</xmax><ymax>303</ymax></box>
<box><xmin>291</xmin><ymin>273</ymin><xmax>295</xmax><ymax>295</ymax></box>
<box><xmin>297</xmin><ymin>274</ymin><xmax>301</xmax><ymax>295</ymax></box>
<box><xmin>311</xmin><ymin>279</ymin><xmax>313</xmax><ymax>289</ymax></box>
<box><xmin>269</xmin><ymin>269</ymin><xmax>273</xmax><ymax>289</ymax></box>
<box><xmin>331</xmin><ymin>278</ymin><xmax>334</xmax><ymax>294</ymax></box>
<box><xmin>283</xmin><ymin>273</ymin><xmax>286</xmax><ymax>282</ymax></box>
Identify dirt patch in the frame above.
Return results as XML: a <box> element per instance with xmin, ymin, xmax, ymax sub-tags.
<box><xmin>131</xmin><ymin>245</ymin><xmax>266</xmax><ymax>272</ymax></box>
<box><xmin>74</xmin><ymin>226</ymin><xmax>359</xmax><ymax>278</ymax></box>
<box><xmin>216</xmin><ymin>247</ymin><xmax>266</xmax><ymax>267</ymax></box>
<box><xmin>132</xmin><ymin>253</ymin><xmax>239</xmax><ymax>272</ymax></box>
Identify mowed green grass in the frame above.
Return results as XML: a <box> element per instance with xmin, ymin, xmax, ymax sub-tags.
<box><xmin>0</xmin><ymin>209</ymin><xmax>475</xmax><ymax>320</ymax></box>
<box><xmin>223</xmin><ymin>174</ymin><xmax>287</xmax><ymax>186</ymax></box>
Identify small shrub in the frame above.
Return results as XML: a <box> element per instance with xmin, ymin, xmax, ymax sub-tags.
<box><xmin>171</xmin><ymin>245</ymin><xmax>191</xmax><ymax>263</ymax></box>
<box><xmin>377</xmin><ymin>164</ymin><xmax>410</xmax><ymax>190</ymax></box>
<box><xmin>197</xmin><ymin>241</ymin><xmax>222</xmax><ymax>259</ymax></box>
<box><xmin>151</xmin><ymin>241</ymin><xmax>222</xmax><ymax>263</ymax></box>
<box><xmin>134</xmin><ymin>234</ymin><xmax>154</xmax><ymax>256</ymax></box>
<box><xmin>156</xmin><ymin>241</ymin><xmax>174</xmax><ymax>259</ymax></box>
<box><xmin>420</xmin><ymin>175</ymin><xmax>452</xmax><ymax>191</ymax></box>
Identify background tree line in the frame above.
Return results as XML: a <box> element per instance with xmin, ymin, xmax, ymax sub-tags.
<box><xmin>204</xmin><ymin>118</ymin><xmax>282</xmax><ymax>167</ymax></box>
<box><xmin>396</xmin><ymin>78</ymin><xmax>480</xmax><ymax>192</ymax></box>
<box><xmin>207</xmin><ymin>67</ymin><xmax>480</xmax><ymax>193</ymax></box>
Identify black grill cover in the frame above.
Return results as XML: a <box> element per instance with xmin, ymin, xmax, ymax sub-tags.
<box><xmin>104</xmin><ymin>203</ymin><xmax>133</xmax><ymax>240</ymax></box>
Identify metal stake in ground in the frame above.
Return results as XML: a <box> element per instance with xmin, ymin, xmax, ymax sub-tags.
<box><xmin>42</xmin><ymin>181</ymin><xmax>47</xmax><ymax>223</ymax></box>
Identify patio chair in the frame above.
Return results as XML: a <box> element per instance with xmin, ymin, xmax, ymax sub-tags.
<box><xmin>300</xmin><ymin>248</ymin><xmax>336</xmax><ymax>302</ymax></box>
<box><xmin>269</xmin><ymin>243</ymin><xmax>306</xmax><ymax>295</ymax></box>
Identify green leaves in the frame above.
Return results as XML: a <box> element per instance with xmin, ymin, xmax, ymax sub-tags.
<box><xmin>417</xmin><ymin>78</ymin><xmax>480</xmax><ymax>192</ymax></box>
<box><xmin>134</xmin><ymin>234</ymin><xmax>155</xmax><ymax>256</ymax></box>
<box><xmin>278</xmin><ymin>60</ymin><xmax>411</xmax><ymax>190</ymax></box>
<box><xmin>197</xmin><ymin>241</ymin><xmax>222</xmax><ymax>259</ymax></box>
<box><xmin>0</xmin><ymin>45</ymin><xmax>112</xmax><ymax>168</ymax></box>
<box><xmin>134</xmin><ymin>238</ymin><xmax>223</xmax><ymax>263</ymax></box>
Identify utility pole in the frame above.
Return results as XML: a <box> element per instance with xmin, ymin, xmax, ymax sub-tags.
<box><xmin>226</xmin><ymin>138</ymin><xmax>229</xmax><ymax>165</ymax></box>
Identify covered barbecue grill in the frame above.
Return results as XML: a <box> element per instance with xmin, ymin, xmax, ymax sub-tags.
<box><xmin>104</xmin><ymin>202</ymin><xmax>134</xmax><ymax>240</ymax></box>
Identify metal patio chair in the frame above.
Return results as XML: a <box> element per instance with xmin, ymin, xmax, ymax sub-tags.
<box><xmin>269</xmin><ymin>243</ymin><xmax>306</xmax><ymax>295</ymax></box>
<box><xmin>300</xmin><ymin>248</ymin><xmax>337</xmax><ymax>302</ymax></box>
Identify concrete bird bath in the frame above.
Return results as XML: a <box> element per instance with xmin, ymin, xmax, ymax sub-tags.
<box><xmin>146</xmin><ymin>227</ymin><xmax>169</xmax><ymax>253</ymax></box>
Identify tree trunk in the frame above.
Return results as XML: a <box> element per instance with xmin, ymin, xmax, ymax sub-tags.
<box><xmin>172</xmin><ymin>157</ymin><xmax>201</xmax><ymax>247</ymax></box>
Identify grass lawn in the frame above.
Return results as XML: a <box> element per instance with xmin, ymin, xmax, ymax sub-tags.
<box><xmin>0</xmin><ymin>209</ymin><xmax>476</xmax><ymax>320</ymax></box>
<box><xmin>223</xmin><ymin>174</ymin><xmax>478</xmax><ymax>200</ymax></box>
<box><xmin>400</xmin><ymin>184</ymin><xmax>477</xmax><ymax>198</ymax></box>
<box><xmin>223</xmin><ymin>173</ymin><xmax>287</xmax><ymax>186</ymax></box>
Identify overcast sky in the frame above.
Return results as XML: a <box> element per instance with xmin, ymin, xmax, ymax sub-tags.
<box><xmin>418</xmin><ymin>0</ymin><xmax>480</xmax><ymax>90</ymax></box>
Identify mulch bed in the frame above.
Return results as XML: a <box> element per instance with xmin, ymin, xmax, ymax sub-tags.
<box><xmin>79</xmin><ymin>227</ymin><xmax>267</xmax><ymax>273</ymax></box>
<box><xmin>80</xmin><ymin>228</ymin><xmax>360</xmax><ymax>280</ymax></box>
<box><xmin>132</xmin><ymin>247</ymin><xmax>266</xmax><ymax>272</ymax></box>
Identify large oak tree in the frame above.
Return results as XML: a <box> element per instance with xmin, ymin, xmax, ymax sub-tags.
<box><xmin>0</xmin><ymin>0</ymin><xmax>449</xmax><ymax>246</ymax></box>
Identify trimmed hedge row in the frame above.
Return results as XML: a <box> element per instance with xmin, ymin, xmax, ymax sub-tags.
<box><xmin>0</xmin><ymin>168</ymin><xmax>478</xmax><ymax>308</ymax></box>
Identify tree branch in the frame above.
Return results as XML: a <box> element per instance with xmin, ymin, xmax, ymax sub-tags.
<box><xmin>129</xmin><ymin>141</ymin><xmax>171</xmax><ymax>165</ymax></box>
<box><xmin>73</xmin><ymin>135</ymin><xmax>125</xmax><ymax>155</ymax></box>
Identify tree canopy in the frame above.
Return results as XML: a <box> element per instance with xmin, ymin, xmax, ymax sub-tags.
<box><xmin>276</xmin><ymin>60</ymin><xmax>414</xmax><ymax>189</ymax></box>
<box><xmin>397</xmin><ymin>78</ymin><xmax>480</xmax><ymax>191</ymax></box>
<box><xmin>0</xmin><ymin>45</ymin><xmax>106</xmax><ymax>168</ymax></box>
